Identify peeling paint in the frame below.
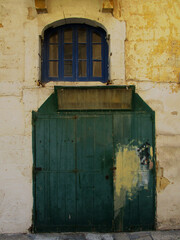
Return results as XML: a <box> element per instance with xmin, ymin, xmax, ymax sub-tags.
<box><xmin>118</xmin><ymin>0</ymin><xmax>180</xmax><ymax>83</ymax></box>
<box><xmin>0</xmin><ymin>0</ymin><xmax>179</xmax><ymax>233</ymax></box>
<box><xmin>137</xmin><ymin>142</ymin><xmax>151</xmax><ymax>165</ymax></box>
<box><xmin>114</xmin><ymin>146</ymin><xmax>140</xmax><ymax>217</ymax></box>
<box><xmin>114</xmin><ymin>143</ymin><xmax>154</xmax><ymax>217</ymax></box>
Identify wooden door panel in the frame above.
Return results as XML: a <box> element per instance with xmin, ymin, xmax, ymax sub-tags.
<box><xmin>113</xmin><ymin>113</ymin><xmax>155</xmax><ymax>231</ymax></box>
<box><xmin>76</xmin><ymin>115</ymin><xmax>113</xmax><ymax>231</ymax></box>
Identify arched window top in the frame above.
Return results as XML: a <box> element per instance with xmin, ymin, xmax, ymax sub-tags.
<box><xmin>42</xmin><ymin>24</ymin><xmax>108</xmax><ymax>83</ymax></box>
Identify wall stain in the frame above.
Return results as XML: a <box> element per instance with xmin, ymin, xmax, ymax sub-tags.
<box><xmin>27</xmin><ymin>7</ymin><xmax>36</xmax><ymax>20</ymax></box>
<box><xmin>171</xmin><ymin>111</ymin><xmax>178</xmax><ymax>115</ymax></box>
<box><xmin>117</xmin><ymin>0</ymin><xmax>180</xmax><ymax>84</ymax></box>
<box><xmin>156</xmin><ymin>162</ymin><xmax>170</xmax><ymax>193</ymax></box>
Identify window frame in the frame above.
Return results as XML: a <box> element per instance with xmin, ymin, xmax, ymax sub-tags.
<box><xmin>42</xmin><ymin>24</ymin><xmax>108</xmax><ymax>83</ymax></box>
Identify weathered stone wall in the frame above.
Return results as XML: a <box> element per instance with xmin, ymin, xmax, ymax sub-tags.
<box><xmin>118</xmin><ymin>0</ymin><xmax>180</xmax><ymax>229</ymax></box>
<box><xmin>0</xmin><ymin>0</ymin><xmax>179</xmax><ymax>233</ymax></box>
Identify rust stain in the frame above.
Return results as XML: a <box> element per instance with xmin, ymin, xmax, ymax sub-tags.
<box><xmin>170</xmin><ymin>83</ymin><xmax>180</xmax><ymax>93</ymax></box>
<box><xmin>171</xmin><ymin>111</ymin><xmax>178</xmax><ymax>115</ymax></box>
<box><xmin>27</xmin><ymin>7</ymin><xmax>36</xmax><ymax>20</ymax></box>
<box><xmin>157</xmin><ymin>176</ymin><xmax>170</xmax><ymax>193</ymax></box>
<box><xmin>0</xmin><ymin>23</ymin><xmax>3</xmax><ymax>28</ymax></box>
<box><xmin>156</xmin><ymin>162</ymin><xmax>170</xmax><ymax>193</ymax></box>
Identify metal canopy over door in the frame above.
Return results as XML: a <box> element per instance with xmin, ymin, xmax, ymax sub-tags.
<box><xmin>33</xmin><ymin>86</ymin><xmax>155</xmax><ymax>232</ymax></box>
<box><xmin>34</xmin><ymin>114</ymin><xmax>114</xmax><ymax>232</ymax></box>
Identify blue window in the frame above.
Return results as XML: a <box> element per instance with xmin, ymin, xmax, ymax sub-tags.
<box><xmin>42</xmin><ymin>24</ymin><xmax>108</xmax><ymax>83</ymax></box>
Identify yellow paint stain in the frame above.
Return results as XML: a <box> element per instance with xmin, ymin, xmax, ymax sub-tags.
<box><xmin>156</xmin><ymin>161</ymin><xmax>170</xmax><ymax>193</ymax></box>
<box><xmin>114</xmin><ymin>146</ymin><xmax>140</xmax><ymax>214</ymax></box>
<box><xmin>114</xmin><ymin>145</ymin><xmax>154</xmax><ymax>215</ymax></box>
<box><xmin>157</xmin><ymin>176</ymin><xmax>170</xmax><ymax>193</ymax></box>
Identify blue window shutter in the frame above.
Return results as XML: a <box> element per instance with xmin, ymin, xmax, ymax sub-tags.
<box><xmin>42</xmin><ymin>24</ymin><xmax>108</xmax><ymax>83</ymax></box>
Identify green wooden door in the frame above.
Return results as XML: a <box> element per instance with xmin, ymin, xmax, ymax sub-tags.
<box><xmin>34</xmin><ymin>114</ymin><xmax>114</xmax><ymax>232</ymax></box>
<box><xmin>33</xmin><ymin>111</ymin><xmax>155</xmax><ymax>232</ymax></box>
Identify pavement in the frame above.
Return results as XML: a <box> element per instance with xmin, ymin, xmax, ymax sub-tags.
<box><xmin>1</xmin><ymin>231</ymin><xmax>180</xmax><ymax>240</ymax></box>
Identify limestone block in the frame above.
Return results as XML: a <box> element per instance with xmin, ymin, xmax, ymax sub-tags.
<box><xmin>24</xmin><ymin>21</ymin><xmax>39</xmax><ymax>84</ymax></box>
<box><xmin>23</xmin><ymin>89</ymin><xmax>39</xmax><ymax>112</ymax></box>
<box><xmin>0</xmin><ymin>135</ymin><xmax>24</xmax><ymax>154</ymax></box>
<box><xmin>138</xmin><ymin>84</ymin><xmax>180</xmax><ymax>135</ymax></box>
<box><xmin>110</xmin><ymin>40</ymin><xmax>125</xmax><ymax>81</ymax></box>
<box><xmin>157</xmin><ymin>146</ymin><xmax>180</xmax><ymax>181</ymax></box>
<box><xmin>0</xmin><ymin>180</ymin><xmax>32</xmax><ymax>233</ymax></box>
<box><xmin>0</xmin><ymin>68</ymin><xmax>24</xmax><ymax>82</ymax></box>
<box><xmin>23</xmin><ymin>135</ymin><xmax>32</xmax><ymax>152</ymax></box>
<box><xmin>156</xmin><ymin>134</ymin><xmax>180</xmax><ymax>148</ymax></box>
<box><xmin>0</xmin><ymin>139</ymin><xmax>32</xmax><ymax>167</ymax></box>
<box><xmin>157</xmin><ymin>182</ymin><xmax>180</xmax><ymax>230</ymax></box>
<box><xmin>0</xmin><ymin>82</ymin><xmax>22</xmax><ymax>96</ymax></box>
<box><xmin>0</xmin><ymin>97</ymin><xmax>24</xmax><ymax>135</ymax></box>
<box><xmin>0</xmin><ymin>53</ymin><xmax>24</xmax><ymax>70</ymax></box>
<box><xmin>1</xmin><ymin>40</ymin><xmax>24</xmax><ymax>56</ymax></box>
<box><xmin>0</xmin><ymin>149</ymin><xmax>23</xmax><ymax>165</ymax></box>
<box><xmin>24</xmin><ymin>112</ymin><xmax>32</xmax><ymax>136</ymax></box>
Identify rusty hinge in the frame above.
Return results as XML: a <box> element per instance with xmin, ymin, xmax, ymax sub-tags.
<box><xmin>33</xmin><ymin>167</ymin><xmax>42</xmax><ymax>174</ymax></box>
<box><xmin>110</xmin><ymin>167</ymin><xmax>116</xmax><ymax>171</ymax></box>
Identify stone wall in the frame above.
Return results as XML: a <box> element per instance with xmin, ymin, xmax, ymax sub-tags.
<box><xmin>0</xmin><ymin>0</ymin><xmax>179</xmax><ymax>233</ymax></box>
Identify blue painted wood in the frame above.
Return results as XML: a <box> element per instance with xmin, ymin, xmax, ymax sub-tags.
<box><xmin>42</xmin><ymin>24</ymin><xmax>108</xmax><ymax>83</ymax></box>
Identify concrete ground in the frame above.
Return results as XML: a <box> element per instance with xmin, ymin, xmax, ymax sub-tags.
<box><xmin>1</xmin><ymin>231</ymin><xmax>180</xmax><ymax>240</ymax></box>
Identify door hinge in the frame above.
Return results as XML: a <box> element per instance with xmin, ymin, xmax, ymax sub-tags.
<box><xmin>33</xmin><ymin>167</ymin><xmax>42</xmax><ymax>174</ymax></box>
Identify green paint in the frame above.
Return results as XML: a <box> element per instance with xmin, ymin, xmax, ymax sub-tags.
<box><xmin>32</xmin><ymin>86</ymin><xmax>155</xmax><ymax>232</ymax></box>
<box><xmin>113</xmin><ymin>113</ymin><xmax>155</xmax><ymax>231</ymax></box>
<box><xmin>33</xmin><ymin>114</ymin><xmax>113</xmax><ymax>232</ymax></box>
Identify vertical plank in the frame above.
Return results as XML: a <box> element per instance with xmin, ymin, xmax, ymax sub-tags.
<box><xmin>76</xmin><ymin>116</ymin><xmax>94</xmax><ymax>228</ymax></box>
<box><xmin>76</xmin><ymin>114</ymin><xmax>113</xmax><ymax>231</ymax></box>
<box><xmin>35</xmin><ymin>116</ymin><xmax>76</xmax><ymax>231</ymax></box>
